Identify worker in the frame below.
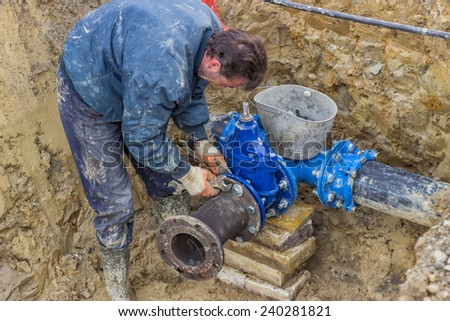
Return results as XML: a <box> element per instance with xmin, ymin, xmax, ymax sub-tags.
<box><xmin>56</xmin><ymin>0</ymin><xmax>267</xmax><ymax>300</ymax></box>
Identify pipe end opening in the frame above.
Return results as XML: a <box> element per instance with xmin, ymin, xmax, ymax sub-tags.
<box><xmin>171</xmin><ymin>233</ymin><xmax>206</xmax><ymax>267</ymax></box>
<box><xmin>156</xmin><ymin>215</ymin><xmax>224</xmax><ymax>281</ymax></box>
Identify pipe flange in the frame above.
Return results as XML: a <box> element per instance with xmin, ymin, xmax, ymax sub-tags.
<box><xmin>222</xmin><ymin>176</ymin><xmax>263</xmax><ymax>240</ymax></box>
<box><xmin>270</xmin><ymin>157</ymin><xmax>298</xmax><ymax>218</ymax></box>
<box><xmin>157</xmin><ymin>215</ymin><xmax>224</xmax><ymax>281</ymax></box>
<box><xmin>318</xmin><ymin>140</ymin><xmax>377</xmax><ymax>212</ymax></box>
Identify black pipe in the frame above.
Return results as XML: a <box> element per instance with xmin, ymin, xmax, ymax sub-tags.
<box><xmin>264</xmin><ymin>0</ymin><xmax>450</xmax><ymax>40</ymax></box>
<box><xmin>156</xmin><ymin>177</ymin><xmax>262</xmax><ymax>280</ymax></box>
<box><xmin>353</xmin><ymin>161</ymin><xmax>450</xmax><ymax>226</ymax></box>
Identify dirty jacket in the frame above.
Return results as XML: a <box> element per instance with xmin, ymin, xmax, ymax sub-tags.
<box><xmin>62</xmin><ymin>0</ymin><xmax>222</xmax><ymax>178</ymax></box>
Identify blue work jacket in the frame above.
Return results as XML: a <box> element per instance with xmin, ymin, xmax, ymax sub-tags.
<box><xmin>62</xmin><ymin>0</ymin><xmax>222</xmax><ymax>178</ymax></box>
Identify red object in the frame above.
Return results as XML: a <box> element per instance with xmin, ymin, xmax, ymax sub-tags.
<box><xmin>201</xmin><ymin>0</ymin><xmax>229</xmax><ymax>30</ymax></box>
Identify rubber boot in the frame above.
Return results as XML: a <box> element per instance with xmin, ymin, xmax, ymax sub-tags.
<box><xmin>99</xmin><ymin>245</ymin><xmax>131</xmax><ymax>301</ymax></box>
<box><xmin>152</xmin><ymin>192</ymin><xmax>191</xmax><ymax>224</ymax></box>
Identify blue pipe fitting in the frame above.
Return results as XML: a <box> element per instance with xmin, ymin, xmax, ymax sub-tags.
<box><xmin>219</xmin><ymin>112</ymin><xmax>297</xmax><ymax>223</ymax></box>
<box><xmin>316</xmin><ymin>141</ymin><xmax>377</xmax><ymax>212</ymax></box>
<box><xmin>286</xmin><ymin>141</ymin><xmax>377</xmax><ymax>212</ymax></box>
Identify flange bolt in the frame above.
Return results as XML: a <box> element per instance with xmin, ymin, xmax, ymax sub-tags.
<box><xmin>278</xmin><ymin>179</ymin><xmax>288</xmax><ymax>190</ymax></box>
<box><xmin>248</xmin><ymin>225</ymin><xmax>257</xmax><ymax>234</ymax></box>
<box><xmin>327</xmin><ymin>193</ymin><xmax>335</xmax><ymax>202</ymax></box>
<box><xmin>232</xmin><ymin>184</ymin><xmax>243</xmax><ymax>197</ymax></box>
<box><xmin>278</xmin><ymin>199</ymin><xmax>289</xmax><ymax>209</ymax></box>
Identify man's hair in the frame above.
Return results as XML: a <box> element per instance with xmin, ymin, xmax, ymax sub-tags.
<box><xmin>206</xmin><ymin>28</ymin><xmax>267</xmax><ymax>91</ymax></box>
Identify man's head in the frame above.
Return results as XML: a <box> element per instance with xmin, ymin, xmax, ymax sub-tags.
<box><xmin>198</xmin><ymin>28</ymin><xmax>267</xmax><ymax>90</ymax></box>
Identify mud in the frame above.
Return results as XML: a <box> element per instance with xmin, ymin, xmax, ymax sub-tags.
<box><xmin>0</xmin><ymin>0</ymin><xmax>449</xmax><ymax>301</ymax></box>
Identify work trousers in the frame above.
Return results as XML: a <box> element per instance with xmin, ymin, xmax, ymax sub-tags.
<box><xmin>57</xmin><ymin>65</ymin><xmax>180</xmax><ymax>249</ymax></box>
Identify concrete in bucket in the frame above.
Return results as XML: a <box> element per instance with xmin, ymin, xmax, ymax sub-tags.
<box><xmin>253</xmin><ymin>85</ymin><xmax>338</xmax><ymax>160</ymax></box>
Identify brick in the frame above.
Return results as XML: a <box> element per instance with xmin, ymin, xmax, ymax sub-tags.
<box><xmin>217</xmin><ymin>266</ymin><xmax>311</xmax><ymax>301</ymax></box>
<box><xmin>224</xmin><ymin>237</ymin><xmax>316</xmax><ymax>274</ymax></box>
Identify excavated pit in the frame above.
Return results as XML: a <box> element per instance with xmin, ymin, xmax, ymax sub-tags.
<box><xmin>0</xmin><ymin>0</ymin><xmax>449</xmax><ymax>301</ymax></box>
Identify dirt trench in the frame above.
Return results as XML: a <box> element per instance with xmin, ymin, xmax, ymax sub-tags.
<box><xmin>0</xmin><ymin>0</ymin><xmax>449</xmax><ymax>301</ymax></box>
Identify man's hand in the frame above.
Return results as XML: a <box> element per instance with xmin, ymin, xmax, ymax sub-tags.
<box><xmin>194</xmin><ymin>139</ymin><xmax>228</xmax><ymax>175</ymax></box>
<box><xmin>178</xmin><ymin>166</ymin><xmax>220</xmax><ymax>197</ymax></box>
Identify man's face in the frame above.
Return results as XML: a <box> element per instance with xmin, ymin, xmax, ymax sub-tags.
<box><xmin>202</xmin><ymin>72</ymin><xmax>247</xmax><ymax>89</ymax></box>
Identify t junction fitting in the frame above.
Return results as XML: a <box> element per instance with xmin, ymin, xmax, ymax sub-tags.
<box><xmin>156</xmin><ymin>176</ymin><xmax>262</xmax><ymax>281</ymax></box>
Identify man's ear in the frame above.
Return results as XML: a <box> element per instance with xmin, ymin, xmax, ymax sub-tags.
<box><xmin>206</xmin><ymin>57</ymin><xmax>221</xmax><ymax>73</ymax></box>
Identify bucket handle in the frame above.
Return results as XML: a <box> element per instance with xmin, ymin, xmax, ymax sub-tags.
<box><xmin>246</xmin><ymin>86</ymin><xmax>291</xmax><ymax>116</ymax></box>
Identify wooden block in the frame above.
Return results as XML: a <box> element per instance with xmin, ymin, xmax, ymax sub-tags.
<box><xmin>224</xmin><ymin>248</ymin><xmax>293</xmax><ymax>286</ymax></box>
<box><xmin>224</xmin><ymin>237</ymin><xmax>316</xmax><ymax>274</ymax></box>
<box><xmin>217</xmin><ymin>265</ymin><xmax>311</xmax><ymax>301</ymax></box>
<box><xmin>255</xmin><ymin>220</ymin><xmax>314</xmax><ymax>251</ymax></box>
<box><xmin>266</xmin><ymin>201</ymin><xmax>315</xmax><ymax>233</ymax></box>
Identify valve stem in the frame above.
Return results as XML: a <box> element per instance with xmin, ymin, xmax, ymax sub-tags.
<box><xmin>240</xmin><ymin>102</ymin><xmax>254</xmax><ymax>122</ymax></box>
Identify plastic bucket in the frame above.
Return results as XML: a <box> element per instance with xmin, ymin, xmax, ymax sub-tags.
<box><xmin>253</xmin><ymin>85</ymin><xmax>338</xmax><ymax>160</ymax></box>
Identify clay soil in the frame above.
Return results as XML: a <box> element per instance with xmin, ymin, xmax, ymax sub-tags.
<box><xmin>1</xmin><ymin>0</ymin><xmax>449</xmax><ymax>301</ymax></box>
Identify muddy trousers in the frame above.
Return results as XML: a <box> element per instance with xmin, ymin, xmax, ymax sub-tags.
<box><xmin>56</xmin><ymin>66</ymin><xmax>181</xmax><ymax>250</ymax></box>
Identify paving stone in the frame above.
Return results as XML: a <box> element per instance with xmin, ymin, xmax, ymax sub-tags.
<box><xmin>224</xmin><ymin>237</ymin><xmax>316</xmax><ymax>274</ymax></box>
<box><xmin>266</xmin><ymin>201</ymin><xmax>315</xmax><ymax>233</ymax></box>
<box><xmin>224</xmin><ymin>248</ymin><xmax>295</xmax><ymax>286</ymax></box>
<box><xmin>217</xmin><ymin>265</ymin><xmax>311</xmax><ymax>301</ymax></box>
<box><xmin>255</xmin><ymin>220</ymin><xmax>313</xmax><ymax>251</ymax></box>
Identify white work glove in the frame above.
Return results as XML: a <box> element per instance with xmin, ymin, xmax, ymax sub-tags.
<box><xmin>193</xmin><ymin>140</ymin><xmax>228</xmax><ymax>175</ymax></box>
<box><xmin>178</xmin><ymin>166</ymin><xmax>220</xmax><ymax>197</ymax></box>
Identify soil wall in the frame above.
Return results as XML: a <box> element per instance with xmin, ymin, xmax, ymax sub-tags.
<box><xmin>0</xmin><ymin>0</ymin><xmax>448</xmax><ymax>300</ymax></box>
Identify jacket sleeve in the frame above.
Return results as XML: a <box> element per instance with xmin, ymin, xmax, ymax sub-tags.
<box><xmin>172</xmin><ymin>78</ymin><xmax>210</xmax><ymax>142</ymax></box>
<box><xmin>122</xmin><ymin>71</ymin><xmax>191</xmax><ymax>179</ymax></box>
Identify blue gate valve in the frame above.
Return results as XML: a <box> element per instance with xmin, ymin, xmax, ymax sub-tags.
<box><xmin>219</xmin><ymin>103</ymin><xmax>298</xmax><ymax>226</ymax></box>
